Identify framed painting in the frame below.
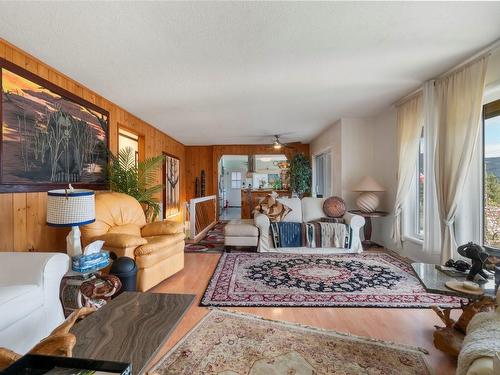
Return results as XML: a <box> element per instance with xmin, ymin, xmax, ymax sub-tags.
<box><xmin>0</xmin><ymin>58</ymin><xmax>109</xmax><ymax>192</ymax></box>
<box><xmin>163</xmin><ymin>153</ymin><xmax>180</xmax><ymax>218</ymax></box>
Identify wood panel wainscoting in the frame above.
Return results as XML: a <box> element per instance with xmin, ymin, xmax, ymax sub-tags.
<box><xmin>0</xmin><ymin>39</ymin><xmax>186</xmax><ymax>252</ymax></box>
<box><xmin>187</xmin><ymin>195</ymin><xmax>217</xmax><ymax>243</ymax></box>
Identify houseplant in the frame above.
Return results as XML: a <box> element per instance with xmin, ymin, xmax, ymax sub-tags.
<box><xmin>107</xmin><ymin>147</ymin><xmax>165</xmax><ymax>221</ymax></box>
<box><xmin>288</xmin><ymin>153</ymin><xmax>312</xmax><ymax>197</ymax></box>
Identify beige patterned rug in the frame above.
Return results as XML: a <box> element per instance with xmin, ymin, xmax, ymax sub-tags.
<box><xmin>150</xmin><ymin>310</ymin><xmax>431</xmax><ymax>375</ymax></box>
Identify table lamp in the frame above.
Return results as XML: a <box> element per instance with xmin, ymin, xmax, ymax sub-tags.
<box><xmin>46</xmin><ymin>186</ymin><xmax>95</xmax><ymax>258</ymax></box>
<box><xmin>353</xmin><ymin>176</ymin><xmax>385</xmax><ymax>213</ymax></box>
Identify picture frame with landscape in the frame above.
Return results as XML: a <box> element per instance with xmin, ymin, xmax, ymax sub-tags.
<box><xmin>163</xmin><ymin>153</ymin><xmax>180</xmax><ymax>218</ymax></box>
<box><xmin>0</xmin><ymin>58</ymin><xmax>109</xmax><ymax>192</ymax></box>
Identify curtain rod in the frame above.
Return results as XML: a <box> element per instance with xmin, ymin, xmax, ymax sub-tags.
<box><xmin>393</xmin><ymin>37</ymin><xmax>500</xmax><ymax>107</ymax></box>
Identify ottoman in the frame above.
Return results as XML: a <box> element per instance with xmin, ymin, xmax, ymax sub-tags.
<box><xmin>224</xmin><ymin>219</ymin><xmax>259</xmax><ymax>252</ymax></box>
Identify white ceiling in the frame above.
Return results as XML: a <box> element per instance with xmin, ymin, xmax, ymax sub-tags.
<box><xmin>1</xmin><ymin>2</ymin><xmax>500</xmax><ymax>145</ymax></box>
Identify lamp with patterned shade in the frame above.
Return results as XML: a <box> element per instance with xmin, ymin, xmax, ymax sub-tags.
<box><xmin>353</xmin><ymin>176</ymin><xmax>385</xmax><ymax>213</ymax></box>
<box><xmin>46</xmin><ymin>186</ymin><xmax>95</xmax><ymax>258</ymax></box>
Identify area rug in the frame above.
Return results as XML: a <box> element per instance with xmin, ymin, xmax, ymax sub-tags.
<box><xmin>150</xmin><ymin>309</ymin><xmax>431</xmax><ymax>375</ymax></box>
<box><xmin>201</xmin><ymin>252</ymin><xmax>464</xmax><ymax>308</ymax></box>
<box><xmin>185</xmin><ymin>222</ymin><xmax>226</xmax><ymax>253</ymax></box>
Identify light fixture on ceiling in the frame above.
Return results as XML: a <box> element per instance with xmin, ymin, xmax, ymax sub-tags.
<box><xmin>272</xmin><ymin>135</ymin><xmax>283</xmax><ymax>149</ymax></box>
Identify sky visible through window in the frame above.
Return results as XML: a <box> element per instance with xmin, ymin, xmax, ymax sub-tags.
<box><xmin>484</xmin><ymin>113</ymin><xmax>500</xmax><ymax>249</ymax></box>
<box><xmin>485</xmin><ymin>116</ymin><xmax>500</xmax><ymax>160</ymax></box>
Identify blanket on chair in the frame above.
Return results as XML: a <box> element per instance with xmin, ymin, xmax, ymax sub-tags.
<box><xmin>303</xmin><ymin>221</ymin><xmax>352</xmax><ymax>249</ymax></box>
<box><xmin>270</xmin><ymin>222</ymin><xmax>302</xmax><ymax>248</ymax></box>
<box><xmin>271</xmin><ymin>221</ymin><xmax>352</xmax><ymax>249</ymax></box>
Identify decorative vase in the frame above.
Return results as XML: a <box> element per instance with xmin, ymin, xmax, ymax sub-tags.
<box><xmin>356</xmin><ymin>192</ymin><xmax>379</xmax><ymax>213</ymax></box>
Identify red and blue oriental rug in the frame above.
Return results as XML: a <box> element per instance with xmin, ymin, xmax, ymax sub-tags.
<box><xmin>201</xmin><ymin>252</ymin><xmax>464</xmax><ymax>308</ymax></box>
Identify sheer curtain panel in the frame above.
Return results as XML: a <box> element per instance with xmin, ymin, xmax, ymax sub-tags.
<box><xmin>434</xmin><ymin>56</ymin><xmax>489</xmax><ymax>263</ymax></box>
<box><xmin>391</xmin><ymin>94</ymin><xmax>424</xmax><ymax>245</ymax></box>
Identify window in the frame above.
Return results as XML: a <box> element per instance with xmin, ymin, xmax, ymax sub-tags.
<box><xmin>314</xmin><ymin>151</ymin><xmax>332</xmax><ymax>198</ymax></box>
<box><xmin>483</xmin><ymin>99</ymin><xmax>500</xmax><ymax>250</ymax></box>
<box><xmin>406</xmin><ymin>130</ymin><xmax>425</xmax><ymax>241</ymax></box>
<box><xmin>231</xmin><ymin>171</ymin><xmax>242</xmax><ymax>188</ymax></box>
<box><xmin>416</xmin><ymin>133</ymin><xmax>424</xmax><ymax>237</ymax></box>
<box><xmin>118</xmin><ymin>128</ymin><xmax>139</xmax><ymax>166</ymax></box>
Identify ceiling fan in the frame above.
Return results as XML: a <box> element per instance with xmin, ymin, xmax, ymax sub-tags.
<box><xmin>271</xmin><ymin>134</ymin><xmax>289</xmax><ymax>149</ymax></box>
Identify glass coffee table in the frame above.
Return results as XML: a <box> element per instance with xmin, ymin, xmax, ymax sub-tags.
<box><xmin>411</xmin><ymin>262</ymin><xmax>497</xmax><ymax>299</ymax></box>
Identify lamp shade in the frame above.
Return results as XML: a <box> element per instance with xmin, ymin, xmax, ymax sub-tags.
<box><xmin>46</xmin><ymin>189</ymin><xmax>95</xmax><ymax>227</ymax></box>
<box><xmin>353</xmin><ymin>176</ymin><xmax>385</xmax><ymax>192</ymax></box>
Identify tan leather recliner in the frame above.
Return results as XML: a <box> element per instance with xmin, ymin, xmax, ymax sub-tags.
<box><xmin>81</xmin><ymin>192</ymin><xmax>184</xmax><ymax>292</ymax></box>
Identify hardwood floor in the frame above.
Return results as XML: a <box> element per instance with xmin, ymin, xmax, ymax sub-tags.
<box><xmin>148</xmin><ymin>253</ymin><xmax>457</xmax><ymax>374</ymax></box>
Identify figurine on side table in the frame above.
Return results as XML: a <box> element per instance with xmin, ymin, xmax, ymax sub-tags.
<box><xmin>457</xmin><ymin>242</ymin><xmax>499</xmax><ymax>281</ymax></box>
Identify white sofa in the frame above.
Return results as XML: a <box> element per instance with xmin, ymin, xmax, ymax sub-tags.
<box><xmin>457</xmin><ymin>290</ymin><xmax>500</xmax><ymax>375</ymax></box>
<box><xmin>254</xmin><ymin>197</ymin><xmax>365</xmax><ymax>254</ymax></box>
<box><xmin>0</xmin><ymin>252</ymin><xmax>69</xmax><ymax>353</ymax></box>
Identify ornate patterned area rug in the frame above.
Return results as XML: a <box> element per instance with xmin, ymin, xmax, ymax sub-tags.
<box><xmin>185</xmin><ymin>222</ymin><xmax>226</xmax><ymax>253</ymax></box>
<box><xmin>150</xmin><ymin>309</ymin><xmax>432</xmax><ymax>375</ymax></box>
<box><xmin>201</xmin><ymin>252</ymin><xmax>464</xmax><ymax>308</ymax></box>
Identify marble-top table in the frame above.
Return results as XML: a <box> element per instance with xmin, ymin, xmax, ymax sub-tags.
<box><xmin>411</xmin><ymin>262</ymin><xmax>496</xmax><ymax>299</ymax></box>
<box><xmin>71</xmin><ymin>292</ymin><xmax>195</xmax><ymax>375</ymax></box>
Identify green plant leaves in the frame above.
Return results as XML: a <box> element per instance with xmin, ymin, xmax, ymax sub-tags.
<box><xmin>288</xmin><ymin>153</ymin><xmax>312</xmax><ymax>196</ymax></box>
<box><xmin>107</xmin><ymin>147</ymin><xmax>165</xmax><ymax>221</ymax></box>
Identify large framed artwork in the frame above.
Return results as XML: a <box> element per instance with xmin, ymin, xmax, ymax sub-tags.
<box><xmin>0</xmin><ymin>58</ymin><xmax>109</xmax><ymax>192</ymax></box>
<box><xmin>163</xmin><ymin>153</ymin><xmax>180</xmax><ymax>218</ymax></box>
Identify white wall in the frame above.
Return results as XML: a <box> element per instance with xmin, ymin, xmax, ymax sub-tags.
<box><xmin>340</xmin><ymin>118</ymin><xmax>376</xmax><ymax>208</ymax></box>
<box><xmin>311</xmin><ymin>117</ymin><xmax>383</xmax><ymax>209</ymax></box>
<box><xmin>310</xmin><ymin>120</ymin><xmax>342</xmax><ymax>197</ymax></box>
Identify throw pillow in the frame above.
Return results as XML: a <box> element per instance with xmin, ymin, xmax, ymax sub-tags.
<box><xmin>276</xmin><ymin>197</ymin><xmax>302</xmax><ymax>223</ymax></box>
<box><xmin>323</xmin><ymin>196</ymin><xmax>346</xmax><ymax>218</ymax></box>
<box><xmin>255</xmin><ymin>194</ymin><xmax>292</xmax><ymax>222</ymax></box>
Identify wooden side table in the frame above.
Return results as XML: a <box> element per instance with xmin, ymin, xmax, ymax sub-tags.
<box><xmin>411</xmin><ymin>262</ymin><xmax>497</xmax><ymax>356</ymax></box>
<box><xmin>348</xmin><ymin>210</ymin><xmax>388</xmax><ymax>249</ymax></box>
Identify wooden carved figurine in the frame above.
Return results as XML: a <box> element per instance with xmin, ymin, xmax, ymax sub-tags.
<box><xmin>201</xmin><ymin>170</ymin><xmax>206</xmax><ymax>197</ymax></box>
<box><xmin>195</xmin><ymin>176</ymin><xmax>200</xmax><ymax>198</ymax></box>
<box><xmin>0</xmin><ymin>307</ymin><xmax>95</xmax><ymax>371</ymax></box>
<box><xmin>457</xmin><ymin>242</ymin><xmax>490</xmax><ymax>280</ymax></box>
<box><xmin>432</xmin><ymin>296</ymin><xmax>496</xmax><ymax>356</ymax></box>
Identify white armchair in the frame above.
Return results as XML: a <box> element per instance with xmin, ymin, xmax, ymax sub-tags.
<box><xmin>0</xmin><ymin>252</ymin><xmax>69</xmax><ymax>353</ymax></box>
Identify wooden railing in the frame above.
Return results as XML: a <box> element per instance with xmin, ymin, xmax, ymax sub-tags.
<box><xmin>187</xmin><ymin>195</ymin><xmax>217</xmax><ymax>242</ymax></box>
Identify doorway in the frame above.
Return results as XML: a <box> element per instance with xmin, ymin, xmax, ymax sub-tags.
<box><xmin>219</xmin><ymin>155</ymin><xmax>247</xmax><ymax>220</ymax></box>
<box><xmin>314</xmin><ymin>150</ymin><xmax>332</xmax><ymax>198</ymax></box>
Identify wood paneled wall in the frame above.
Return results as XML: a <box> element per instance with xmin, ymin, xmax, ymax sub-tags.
<box><xmin>185</xmin><ymin>143</ymin><xmax>309</xmax><ymax>202</ymax></box>
<box><xmin>0</xmin><ymin>39</ymin><xmax>186</xmax><ymax>252</ymax></box>
<box><xmin>185</xmin><ymin>146</ymin><xmax>215</xmax><ymax>201</ymax></box>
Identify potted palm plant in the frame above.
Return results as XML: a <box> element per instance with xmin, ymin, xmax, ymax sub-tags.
<box><xmin>107</xmin><ymin>147</ymin><xmax>165</xmax><ymax>221</ymax></box>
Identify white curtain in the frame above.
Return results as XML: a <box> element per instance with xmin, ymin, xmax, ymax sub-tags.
<box><xmin>434</xmin><ymin>56</ymin><xmax>489</xmax><ymax>263</ymax></box>
<box><xmin>391</xmin><ymin>94</ymin><xmax>424</xmax><ymax>244</ymax></box>
<box><xmin>422</xmin><ymin>81</ymin><xmax>442</xmax><ymax>254</ymax></box>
